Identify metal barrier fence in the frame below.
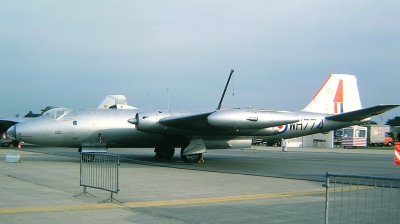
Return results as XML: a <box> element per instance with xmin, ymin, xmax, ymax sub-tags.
<box><xmin>75</xmin><ymin>153</ymin><xmax>121</xmax><ymax>203</ymax></box>
<box><xmin>325</xmin><ymin>172</ymin><xmax>400</xmax><ymax>224</ymax></box>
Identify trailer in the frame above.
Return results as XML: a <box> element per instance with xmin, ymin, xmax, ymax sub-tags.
<box><xmin>362</xmin><ymin>125</ymin><xmax>392</xmax><ymax>146</ymax></box>
<box><xmin>342</xmin><ymin>126</ymin><xmax>367</xmax><ymax>148</ymax></box>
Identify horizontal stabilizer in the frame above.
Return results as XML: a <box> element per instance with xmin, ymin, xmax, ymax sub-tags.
<box><xmin>325</xmin><ymin>105</ymin><xmax>399</xmax><ymax>122</ymax></box>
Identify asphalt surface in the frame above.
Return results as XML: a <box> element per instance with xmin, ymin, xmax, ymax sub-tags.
<box><xmin>0</xmin><ymin>145</ymin><xmax>399</xmax><ymax>223</ymax></box>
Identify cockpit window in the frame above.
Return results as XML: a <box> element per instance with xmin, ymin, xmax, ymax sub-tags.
<box><xmin>43</xmin><ymin>108</ymin><xmax>67</xmax><ymax>119</ymax></box>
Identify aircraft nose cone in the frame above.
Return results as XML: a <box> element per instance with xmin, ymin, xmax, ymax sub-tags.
<box><xmin>7</xmin><ymin>125</ymin><xmax>16</xmax><ymax>140</ymax></box>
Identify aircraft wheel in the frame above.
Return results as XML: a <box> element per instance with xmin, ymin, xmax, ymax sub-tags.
<box><xmin>1</xmin><ymin>142</ymin><xmax>12</xmax><ymax>147</ymax></box>
<box><xmin>155</xmin><ymin>146</ymin><xmax>175</xmax><ymax>159</ymax></box>
<box><xmin>180</xmin><ymin>148</ymin><xmax>202</xmax><ymax>163</ymax></box>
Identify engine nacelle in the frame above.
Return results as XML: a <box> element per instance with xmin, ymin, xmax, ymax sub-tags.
<box><xmin>207</xmin><ymin>108</ymin><xmax>299</xmax><ymax>130</ymax></box>
<box><xmin>129</xmin><ymin>111</ymin><xmax>190</xmax><ymax>135</ymax></box>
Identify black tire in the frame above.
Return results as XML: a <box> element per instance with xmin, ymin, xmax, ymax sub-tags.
<box><xmin>1</xmin><ymin>142</ymin><xmax>12</xmax><ymax>147</ymax></box>
<box><xmin>155</xmin><ymin>146</ymin><xmax>175</xmax><ymax>160</ymax></box>
<box><xmin>180</xmin><ymin>148</ymin><xmax>202</xmax><ymax>163</ymax></box>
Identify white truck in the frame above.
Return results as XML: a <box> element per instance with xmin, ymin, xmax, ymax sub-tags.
<box><xmin>362</xmin><ymin>124</ymin><xmax>392</xmax><ymax>146</ymax></box>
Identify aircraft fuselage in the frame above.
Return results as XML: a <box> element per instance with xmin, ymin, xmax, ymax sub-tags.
<box><xmin>9</xmin><ymin>108</ymin><xmax>363</xmax><ymax>150</ymax></box>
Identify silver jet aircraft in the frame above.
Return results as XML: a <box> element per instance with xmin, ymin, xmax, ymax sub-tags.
<box><xmin>7</xmin><ymin>72</ymin><xmax>399</xmax><ymax>163</ymax></box>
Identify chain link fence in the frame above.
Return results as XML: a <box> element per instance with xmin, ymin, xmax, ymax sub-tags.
<box><xmin>325</xmin><ymin>172</ymin><xmax>400</xmax><ymax>224</ymax></box>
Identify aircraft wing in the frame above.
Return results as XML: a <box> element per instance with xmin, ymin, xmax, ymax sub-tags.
<box><xmin>325</xmin><ymin>105</ymin><xmax>399</xmax><ymax>122</ymax></box>
<box><xmin>159</xmin><ymin>112</ymin><xmax>216</xmax><ymax>130</ymax></box>
<box><xmin>158</xmin><ymin>108</ymin><xmax>300</xmax><ymax>131</ymax></box>
<box><xmin>0</xmin><ymin>117</ymin><xmax>29</xmax><ymax>133</ymax></box>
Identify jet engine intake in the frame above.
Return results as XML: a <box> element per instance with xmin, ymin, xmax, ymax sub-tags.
<box><xmin>129</xmin><ymin>111</ymin><xmax>188</xmax><ymax>135</ymax></box>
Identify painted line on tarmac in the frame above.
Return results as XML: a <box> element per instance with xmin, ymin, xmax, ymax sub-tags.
<box><xmin>124</xmin><ymin>188</ymin><xmax>327</xmax><ymax>208</ymax></box>
<box><xmin>209</xmin><ymin>152</ymin><xmax>390</xmax><ymax>164</ymax></box>
<box><xmin>0</xmin><ymin>203</ymin><xmax>120</xmax><ymax>214</ymax></box>
<box><xmin>0</xmin><ymin>188</ymin><xmax>326</xmax><ymax>214</ymax></box>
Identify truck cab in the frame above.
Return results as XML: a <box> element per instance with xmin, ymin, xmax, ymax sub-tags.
<box><xmin>334</xmin><ymin>129</ymin><xmax>344</xmax><ymax>146</ymax></box>
<box><xmin>384</xmin><ymin>132</ymin><xmax>398</xmax><ymax>146</ymax></box>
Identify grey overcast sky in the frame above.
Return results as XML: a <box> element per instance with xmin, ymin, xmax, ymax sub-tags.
<box><xmin>1</xmin><ymin>1</ymin><xmax>399</xmax><ymax>123</ymax></box>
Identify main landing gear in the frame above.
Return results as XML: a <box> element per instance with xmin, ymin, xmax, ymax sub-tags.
<box><xmin>154</xmin><ymin>146</ymin><xmax>175</xmax><ymax>160</ymax></box>
<box><xmin>180</xmin><ymin>148</ymin><xmax>202</xmax><ymax>163</ymax></box>
<box><xmin>154</xmin><ymin>146</ymin><xmax>203</xmax><ymax>163</ymax></box>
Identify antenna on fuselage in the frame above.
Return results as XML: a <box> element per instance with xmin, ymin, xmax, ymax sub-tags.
<box><xmin>216</xmin><ymin>69</ymin><xmax>234</xmax><ymax>110</ymax></box>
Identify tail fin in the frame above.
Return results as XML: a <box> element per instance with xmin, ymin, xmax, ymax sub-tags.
<box><xmin>97</xmin><ymin>95</ymin><xmax>137</xmax><ymax>109</ymax></box>
<box><xmin>301</xmin><ymin>74</ymin><xmax>362</xmax><ymax>114</ymax></box>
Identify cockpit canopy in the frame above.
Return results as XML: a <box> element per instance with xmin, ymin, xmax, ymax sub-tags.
<box><xmin>42</xmin><ymin>108</ymin><xmax>71</xmax><ymax>119</ymax></box>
